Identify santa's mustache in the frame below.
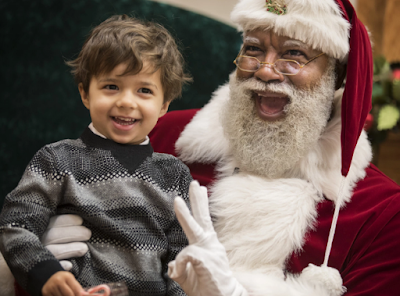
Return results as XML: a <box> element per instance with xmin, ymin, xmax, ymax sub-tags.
<box><xmin>233</xmin><ymin>76</ymin><xmax>297</xmax><ymax>102</ymax></box>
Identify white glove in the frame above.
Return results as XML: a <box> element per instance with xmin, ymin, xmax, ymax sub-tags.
<box><xmin>168</xmin><ymin>181</ymin><xmax>248</xmax><ymax>296</ymax></box>
<box><xmin>42</xmin><ymin>214</ymin><xmax>91</xmax><ymax>271</ymax></box>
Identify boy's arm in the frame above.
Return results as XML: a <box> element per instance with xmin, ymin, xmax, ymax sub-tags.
<box><xmin>0</xmin><ymin>147</ymin><xmax>66</xmax><ymax>296</ymax></box>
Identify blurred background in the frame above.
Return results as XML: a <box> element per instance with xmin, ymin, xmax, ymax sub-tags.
<box><xmin>0</xmin><ymin>0</ymin><xmax>399</xmax><ymax>210</ymax></box>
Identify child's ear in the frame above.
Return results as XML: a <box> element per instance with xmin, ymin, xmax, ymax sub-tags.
<box><xmin>158</xmin><ymin>101</ymin><xmax>171</xmax><ymax>118</ymax></box>
<box><xmin>79</xmin><ymin>83</ymin><xmax>90</xmax><ymax>109</ymax></box>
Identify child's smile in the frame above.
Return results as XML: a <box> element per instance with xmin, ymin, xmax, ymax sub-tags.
<box><xmin>112</xmin><ymin>116</ymin><xmax>138</xmax><ymax>126</ymax></box>
<box><xmin>112</xmin><ymin>116</ymin><xmax>139</xmax><ymax>129</ymax></box>
<box><xmin>79</xmin><ymin>62</ymin><xmax>170</xmax><ymax>145</ymax></box>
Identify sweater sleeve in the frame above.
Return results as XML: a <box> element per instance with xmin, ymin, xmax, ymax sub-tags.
<box><xmin>0</xmin><ymin>146</ymin><xmax>65</xmax><ymax>296</ymax></box>
<box><xmin>164</xmin><ymin>160</ymin><xmax>192</xmax><ymax>296</ymax></box>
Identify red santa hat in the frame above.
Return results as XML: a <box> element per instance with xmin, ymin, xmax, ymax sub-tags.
<box><xmin>231</xmin><ymin>0</ymin><xmax>373</xmax><ymax>177</ymax></box>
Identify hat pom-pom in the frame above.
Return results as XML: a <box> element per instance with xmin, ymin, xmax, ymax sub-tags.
<box><xmin>299</xmin><ymin>264</ymin><xmax>346</xmax><ymax>296</ymax></box>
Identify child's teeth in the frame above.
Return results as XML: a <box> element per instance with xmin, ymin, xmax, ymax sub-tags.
<box><xmin>117</xmin><ymin>117</ymin><xmax>131</xmax><ymax>121</ymax></box>
<box><xmin>114</xmin><ymin>117</ymin><xmax>136</xmax><ymax>125</ymax></box>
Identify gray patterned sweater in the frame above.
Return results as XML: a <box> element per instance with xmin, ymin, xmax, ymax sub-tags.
<box><xmin>0</xmin><ymin>128</ymin><xmax>191</xmax><ymax>296</ymax></box>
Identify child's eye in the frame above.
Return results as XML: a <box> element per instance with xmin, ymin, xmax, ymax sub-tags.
<box><xmin>138</xmin><ymin>88</ymin><xmax>153</xmax><ymax>94</ymax></box>
<box><xmin>105</xmin><ymin>85</ymin><xmax>119</xmax><ymax>90</ymax></box>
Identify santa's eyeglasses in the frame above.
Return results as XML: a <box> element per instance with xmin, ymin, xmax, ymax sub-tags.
<box><xmin>233</xmin><ymin>52</ymin><xmax>325</xmax><ymax>76</ymax></box>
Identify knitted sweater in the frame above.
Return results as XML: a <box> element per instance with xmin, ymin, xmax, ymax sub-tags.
<box><xmin>0</xmin><ymin>128</ymin><xmax>191</xmax><ymax>296</ymax></box>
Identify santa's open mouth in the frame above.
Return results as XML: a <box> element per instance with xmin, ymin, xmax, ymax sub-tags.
<box><xmin>112</xmin><ymin>116</ymin><xmax>138</xmax><ymax>126</ymax></box>
<box><xmin>254</xmin><ymin>92</ymin><xmax>289</xmax><ymax>120</ymax></box>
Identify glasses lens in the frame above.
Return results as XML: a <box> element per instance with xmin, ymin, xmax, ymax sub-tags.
<box><xmin>236</xmin><ymin>56</ymin><xmax>259</xmax><ymax>71</ymax></box>
<box><xmin>275</xmin><ymin>60</ymin><xmax>300</xmax><ymax>75</ymax></box>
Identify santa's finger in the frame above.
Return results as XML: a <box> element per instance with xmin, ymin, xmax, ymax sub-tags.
<box><xmin>169</xmin><ymin>248</ymin><xmax>198</xmax><ymax>280</ymax></box>
<box><xmin>60</xmin><ymin>260</ymin><xmax>73</xmax><ymax>271</ymax></box>
<box><xmin>188</xmin><ymin>181</ymin><xmax>214</xmax><ymax>232</ymax></box>
<box><xmin>168</xmin><ymin>257</ymin><xmax>190</xmax><ymax>281</ymax></box>
<box><xmin>167</xmin><ymin>260</ymin><xmax>182</xmax><ymax>281</ymax></box>
<box><xmin>47</xmin><ymin>214</ymin><xmax>83</xmax><ymax>228</ymax></box>
<box><xmin>174</xmin><ymin>197</ymin><xmax>204</xmax><ymax>244</ymax></box>
<box><xmin>46</xmin><ymin>242</ymin><xmax>88</xmax><ymax>260</ymax></box>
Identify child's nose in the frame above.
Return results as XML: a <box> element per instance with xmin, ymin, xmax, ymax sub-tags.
<box><xmin>116</xmin><ymin>93</ymin><xmax>138</xmax><ymax>109</ymax></box>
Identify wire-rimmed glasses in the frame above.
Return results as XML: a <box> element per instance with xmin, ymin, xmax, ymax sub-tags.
<box><xmin>233</xmin><ymin>52</ymin><xmax>325</xmax><ymax>76</ymax></box>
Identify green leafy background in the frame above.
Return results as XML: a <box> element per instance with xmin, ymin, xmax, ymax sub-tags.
<box><xmin>368</xmin><ymin>56</ymin><xmax>400</xmax><ymax>155</ymax></box>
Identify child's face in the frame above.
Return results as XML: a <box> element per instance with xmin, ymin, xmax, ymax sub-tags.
<box><xmin>79</xmin><ymin>62</ymin><xmax>169</xmax><ymax>145</ymax></box>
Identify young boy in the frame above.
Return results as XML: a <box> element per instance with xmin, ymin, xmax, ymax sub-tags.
<box><xmin>0</xmin><ymin>15</ymin><xmax>192</xmax><ymax>296</ymax></box>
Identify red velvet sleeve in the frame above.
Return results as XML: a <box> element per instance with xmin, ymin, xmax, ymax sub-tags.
<box><xmin>340</xmin><ymin>166</ymin><xmax>400</xmax><ymax>295</ymax></box>
<box><xmin>288</xmin><ymin>165</ymin><xmax>400</xmax><ymax>295</ymax></box>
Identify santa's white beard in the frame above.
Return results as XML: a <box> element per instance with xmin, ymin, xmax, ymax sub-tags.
<box><xmin>221</xmin><ymin>60</ymin><xmax>337</xmax><ymax>178</ymax></box>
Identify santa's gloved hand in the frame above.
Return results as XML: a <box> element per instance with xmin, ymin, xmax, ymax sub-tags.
<box><xmin>42</xmin><ymin>214</ymin><xmax>91</xmax><ymax>271</ymax></box>
<box><xmin>168</xmin><ymin>181</ymin><xmax>248</xmax><ymax>296</ymax></box>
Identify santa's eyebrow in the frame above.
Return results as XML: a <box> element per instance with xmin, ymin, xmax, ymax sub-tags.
<box><xmin>282</xmin><ymin>40</ymin><xmax>310</xmax><ymax>49</ymax></box>
<box><xmin>242</xmin><ymin>36</ymin><xmax>261</xmax><ymax>44</ymax></box>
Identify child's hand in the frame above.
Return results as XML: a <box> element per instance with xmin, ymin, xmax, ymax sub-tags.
<box><xmin>42</xmin><ymin>271</ymin><xmax>84</xmax><ymax>296</ymax></box>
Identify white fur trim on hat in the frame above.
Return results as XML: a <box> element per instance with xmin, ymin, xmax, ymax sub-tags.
<box><xmin>231</xmin><ymin>0</ymin><xmax>350</xmax><ymax>62</ymax></box>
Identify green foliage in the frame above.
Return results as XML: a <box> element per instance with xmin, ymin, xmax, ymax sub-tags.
<box><xmin>377</xmin><ymin>105</ymin><xmax>400</xmax><ymax>131</ymax></box>
<box><xmin>368</xmin><ymin>56</ymin><xmax>400</xmax><ymax>148</ymax></box>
